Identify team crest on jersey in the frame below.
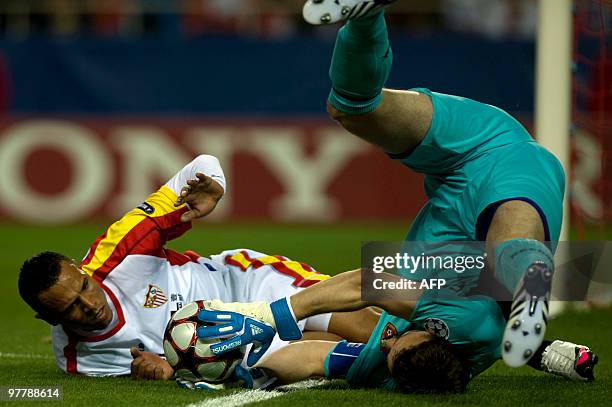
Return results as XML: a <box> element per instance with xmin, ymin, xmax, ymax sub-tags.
<box><xmin>137</xmin><ymin>202</ymin><xmax>155</xmax><ymax>215</ymax></box>
<box><xmin>381</xmin><ymin>322</ymin><xmax>398</xmax><ymax>340</ymax></box>
<box><xmin>379</xmin><ymin>322</ymin><xmax>398</xmax><ymax>354</ymax></box>
<box><xmin>144</xmin><ymin>284</ymin><xmax>167</xmax><ymax>308</ymax></box>
<box><xmin>423</xmin><ymin>318</ymin><xmax>450</xmax><ymax>339</ymax></box>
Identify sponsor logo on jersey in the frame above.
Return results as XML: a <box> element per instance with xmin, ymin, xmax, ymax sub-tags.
<box><xmin>137</xmin><ymin>202</ymin><xmax>155</xmax><ymax>215</ymax></box>
<box><xmin>423</xmin><ymin>318</ymin><xmax>450</xmax><ymax>339</ymax></box>
<box><xmin>143</xmin><ymin>284</ymin><xmax>168</xmax><ymax>308</ymax></box>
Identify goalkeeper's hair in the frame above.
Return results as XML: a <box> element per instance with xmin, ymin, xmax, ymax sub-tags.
<box><xmin>18</xmin><ymin>251</ymin><xmax>71</xmax><ymax>318</ymax></box>
<box><xmin>391</xmin><ymin>337</ymin><xmax>470</xmax><ymax>394</ymax></box>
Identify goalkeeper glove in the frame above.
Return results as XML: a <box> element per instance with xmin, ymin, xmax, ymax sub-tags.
<box><xmin>196</xmin><ymin>298</ymin><xmax>301</xmax><ymax>366</ymax></box>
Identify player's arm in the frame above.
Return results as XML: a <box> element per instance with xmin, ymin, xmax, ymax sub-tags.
<box><xmin>203</xmin><ymin>269</ymin><xmax>417</xmax><ymax>329</ymax></box>
<box><xmin>80</xmin><ymin>155</ymin><xmax>225</xmax><ymax>276</ymax></box>
<box><xmin>290</xmin><ymin>269</ymin><xmax>418</xmax><ymax>321</ymax></box>
<box><xmin>201</xmin><ymin>270</ymin><xmax>417</xmax><ymax>338</ymax></box>
<box><xmin>254</xmin><ymin>341</ymin><xmax>337</xmax><ymax>384</ymax></box>
<box><xmin>197</xmin><ymin>270</ymin><xmax>420</xmax><ymax>366</ymax></box>
<box><xmin>167</xmin><ymin>154</ymin><xmax>226</xmax><ymax>222</ymax></box>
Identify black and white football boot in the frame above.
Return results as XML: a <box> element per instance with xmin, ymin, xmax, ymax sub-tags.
<box><xmin>541</xmin><ymin>340</ymin><xmax>598</xmax><ymax>381</ymax></box>
<box><xmin>502</xmin><ymin>261</ymin><xmax>553</xmax><ymax>367</ymax></box>
<box><xmin>303</xmin><ymin>0</ymin><xmax>397</xmax><ymax>25</ymax></box>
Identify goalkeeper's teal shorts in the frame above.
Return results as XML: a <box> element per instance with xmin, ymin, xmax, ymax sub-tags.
<box><xmin>389</xmin><ymin>89</ymin><xmax>565</xmax><ymax>292</ymax></box>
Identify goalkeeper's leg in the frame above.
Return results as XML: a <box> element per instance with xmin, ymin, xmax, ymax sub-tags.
<box><xmin>486</xmin><ymin>201</ymin><xmax>554</xmax><ymax>368</ymax></box>
<box><xmin>323</xmin><ymin>7</ymin><xmax>433</xmax><ymax>156</ymax></box>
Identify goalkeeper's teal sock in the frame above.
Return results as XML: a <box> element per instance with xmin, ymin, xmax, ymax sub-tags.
<box><xmin>495</xmin><ymin>239</ymin><xmax>554</xmax><ymax>293</ymax></box>
<box><xmin>328</xmin><ymin>10</ymin><xmax>392</xmax><ymax>115</ymax></box>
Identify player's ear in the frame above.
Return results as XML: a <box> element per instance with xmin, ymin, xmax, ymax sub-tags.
<box><xmin>35</xmin><ymin>313</ymin><xmax>58</xmax><ymax>326</ymax></box>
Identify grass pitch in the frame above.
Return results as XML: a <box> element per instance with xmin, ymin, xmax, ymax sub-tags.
<box><xmin>0</xmin><ymin>222</ymin><xmax>610</xmax><ymax>406</ymax></box>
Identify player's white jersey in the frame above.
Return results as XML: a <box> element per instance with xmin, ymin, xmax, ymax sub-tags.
<box><xmin>50</xmin><ymin>156</ymin><xmax>329</xmax><ymax>376</ymax></box>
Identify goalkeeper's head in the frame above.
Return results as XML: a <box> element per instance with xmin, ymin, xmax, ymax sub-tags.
<box><xmin>387</xmin><ymin>330</ymin><xmax>469</xmax><ymax>393</ymax></box>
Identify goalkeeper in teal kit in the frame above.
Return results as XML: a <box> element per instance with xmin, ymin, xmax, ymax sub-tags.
<box><xmin>192</xmin><ymin>0</ymin><xmax>597</xmax><ymax>393</ymax></box>
<box><xmin>197</xmin><ymin>271</ymin><xmax>596</xmax><ymax>392</ymax></box>
<box><xmin>299</xmin><ymin>0</ymin><xmax>564</xmax><ymax>367</ymax></box>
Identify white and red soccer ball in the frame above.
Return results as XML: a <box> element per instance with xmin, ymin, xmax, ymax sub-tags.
<box><xmin>163</xmin><ymin>300</ymin><xmax>243</xmax><ymax>383</ymax></box>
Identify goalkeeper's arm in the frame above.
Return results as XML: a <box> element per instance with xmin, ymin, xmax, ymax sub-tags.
<box><xmin>254</xmin><ymin>340</ymin><xmax>337</xmax><ymax>385</ymax></box>
<box><xmin>200</xmin><ymin>270</ymin><xmax>420</xmax><ymax>342</ymax></box>
<box><xmin>290</xmin><ymin>269</ymin><xmax>419</xmax><ymax>321</ymax></box>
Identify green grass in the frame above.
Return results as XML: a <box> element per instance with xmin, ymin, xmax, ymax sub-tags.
<box><xmin>0</xmin><ymin>222</ymin><xmax>610</xmax><ymax>406</ymax></box>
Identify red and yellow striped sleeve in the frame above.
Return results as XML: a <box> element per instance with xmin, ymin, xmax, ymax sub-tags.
<box><xmin>80</xmin><ymin>186</ymin><xmax>190</xmax><ymax>282</ymax></box>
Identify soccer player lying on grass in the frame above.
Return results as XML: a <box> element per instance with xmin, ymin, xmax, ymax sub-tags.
<box><xmin>196</xmin><ymin>270</ymin><xmax>598</xmax><ymax>393</ymax></box>
<box><xmin>300</xmin><ymin>0</ymin><xmax>568</xmax><ymax>368</ymax></box>
<box><xmin>17</xmin><ymin>155</ymin><xmax>370</xmax><ymax>380</ymax></box>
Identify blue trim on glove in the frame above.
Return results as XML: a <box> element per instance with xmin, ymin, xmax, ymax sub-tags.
<box><xmin>270</xmin><ymin>298</ymin><xmax>302</xmax><ymax>341</ymax></box>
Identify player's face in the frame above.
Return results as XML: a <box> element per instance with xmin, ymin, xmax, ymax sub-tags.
<box><xmin>386</xmin><ymin>330</ymin><xmax>435</xmax><ymax>371</ymax></box>
<box><xmin>37</xmin><ymin>261</ymin><xmax>113</xmax><ymax>330</ymax></box>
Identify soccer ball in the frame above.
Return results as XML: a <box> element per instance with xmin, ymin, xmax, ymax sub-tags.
<box><xmin>163</xmin><ymin>300</ymin><xmax>243</xmax><ymax>383</ymax></box>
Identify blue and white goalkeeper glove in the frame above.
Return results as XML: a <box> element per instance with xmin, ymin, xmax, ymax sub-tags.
<box><xmin>196</xmin><ymin>298</ymin><xmax>301</xmax><ymax>366</ymax></box>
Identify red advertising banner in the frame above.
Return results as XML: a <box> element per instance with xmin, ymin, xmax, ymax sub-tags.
<box><xmin>0</xmin><ymin>117</ymin><xmax>427</xmax><ymax>224</ymax></box>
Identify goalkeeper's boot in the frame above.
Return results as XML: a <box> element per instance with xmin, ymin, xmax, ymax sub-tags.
<box><xmin>502</xmin><ymin>261</ymin><xmax>553</xmax><ymax>367</ymax></box>
<box><xmin>303</xmin><ymin>0</ymin><xmax>397</xmax><ymax>25</ymax></box>
<box><xmin>541</xmin><ymin>340</ymin><xmax>598</xmax><ymax>381</ymax></box>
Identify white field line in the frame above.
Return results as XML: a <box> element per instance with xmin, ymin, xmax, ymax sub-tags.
<box><xmin>275</xmin><ymin>379</ymin><xmax>330</xmax><ymax>392</ymax></box>
<box><xmin>183</xmin><ymin>390</ymin><xmax>282</xmax><ymax>407</ymax></box>
<box><xmin>0</xmin><ymin>352</ymin><xmax>53</xmax><ymax>360</ymax></box>
<box><xmin>182</xmin><ymin>379</ymin><xmax>330</xmax><ymax>407</ymax></box>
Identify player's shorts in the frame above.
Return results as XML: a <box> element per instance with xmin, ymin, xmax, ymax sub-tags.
<box><xmin>389</xmin><ymin>89</ymin><xmax>565</xmax><ymax>292</ymax></box>
<box><xmin>210</xmin><ymin>248</ymin><xmax>329</xmax><ymax>303</ymax></box>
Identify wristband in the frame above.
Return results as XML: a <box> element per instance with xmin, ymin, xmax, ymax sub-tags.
<box><xmin>324</xmin><ymin>341</ymin><xmax>365</xmax><ymax>378</ymax></box>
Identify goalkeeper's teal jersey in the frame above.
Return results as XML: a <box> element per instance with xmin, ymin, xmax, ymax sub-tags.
<box><xmin>346</xmin><ymin>292</ymin><xmax>505</xmax><ymax>390</ymax></box>
<box><xmin>388</xmin><ymin>89</ymin><xmax>564</xmax><ymax>296</ymax></box>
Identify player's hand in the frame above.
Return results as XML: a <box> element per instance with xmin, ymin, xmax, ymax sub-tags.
<box><xmin>196</xmin><ymin>298</ymin><xmax>302</xmax><ymax>366</ymax></box>
<box><xmin>130</xmin><ymin>347</ymin><xmax>174</xmax><ymax>380</ymax></box>
<box><xmin>174</xmin><ymin>172</ymin><xmax>224</xmax><ymax>222</ymax></box>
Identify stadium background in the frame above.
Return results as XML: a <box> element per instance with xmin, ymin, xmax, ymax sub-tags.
<box><xmin>0</xmin><ymin>1</ymin><xmax>610</xmax><ymax>406</ymax></box>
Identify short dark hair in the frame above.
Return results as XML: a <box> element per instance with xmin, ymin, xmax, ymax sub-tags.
<box><xmin>18</xmin><ymin>251</ymin><xmax>71</xmax><ymax>318</ymax></box>
<box><xmin>391</xmin><ymin>337</ymin><xmax>470</xmax><ymax>394</ymax></box>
